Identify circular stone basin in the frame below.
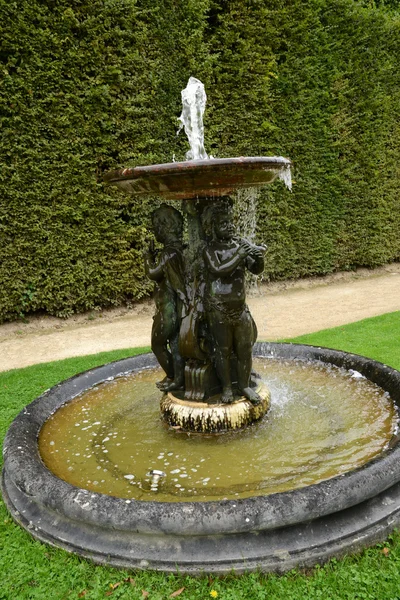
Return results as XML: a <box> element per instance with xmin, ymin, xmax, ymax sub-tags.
<box><xmin>103</xmin><ymin>157</ymin><xmax>291</xmax><ymax>199</ymax></box>
<box><xmin>3</xmin><ymin>343</ymin><xmax>400</xmax><ymax>574</ymax></box>
<box><xmin>38</xmin><ymin>359</ymin><xmax>395</xmax><ymax>503</ymax></box>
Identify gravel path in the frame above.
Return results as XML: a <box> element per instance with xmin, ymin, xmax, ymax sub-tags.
<box><xmin>1</xmin><ymin>263</ymin><xmax>399</xmax><ymax>372</ymax></box>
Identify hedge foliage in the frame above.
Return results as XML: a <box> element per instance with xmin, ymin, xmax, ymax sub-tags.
<box><xmin>0</xmin><ymin>0</ymin><xmax>399</xmax><ymax>321</ymax></box>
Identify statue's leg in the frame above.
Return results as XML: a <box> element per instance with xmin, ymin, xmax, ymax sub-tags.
<box><xmin>151</xmin><ymin>313</ymin><xmax>174</xmax><ymax>382</ymax></box>
<box><xmin>166</xmin><ymin>333</ymin><xmax>185</xmax><ymax>391</ymax></box>
<box><xmin>235</xmin><ymin>311</ymin><xmax>261</xmax><ymax>405</ymax></box>
<box><xmin>208</xmin><ymin>313</ymin><xmax>234</xmax><ymax>403</ymax></box>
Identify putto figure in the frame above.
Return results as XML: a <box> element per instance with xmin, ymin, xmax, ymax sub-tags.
<box><xmin>145</xmin><ymin>204</ymin><xmax>187</xmax><ymax>392</ymax></box>
<box><xmin>202</xmin><ymin>198</ymin><xmax>266</xmax><ymax>404</ymax></box>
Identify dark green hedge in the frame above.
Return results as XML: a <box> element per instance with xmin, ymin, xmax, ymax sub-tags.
<box><xmin>203</xmin><ymin>0</ymin><xmax>400</xmax><ymax>279</ymax></box>
<box><xmin>0</xmin><ymin>0</ymin><xmax>399</xmax><ymax>321</ymax></box>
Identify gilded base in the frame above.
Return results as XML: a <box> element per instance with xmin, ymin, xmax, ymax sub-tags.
<box><xmin>160</xmin><ymin>381</ymin><xmax>271</xmax><ymax>433</ymax></box>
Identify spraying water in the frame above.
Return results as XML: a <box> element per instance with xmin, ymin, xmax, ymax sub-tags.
<box><xmin>177</xmin><ymin>77</ymin><xmax>209</xmax><ymax>161</ymax></box>
<box><xmin>177</xmin><ymin>76</ymin><xmax>292</xmax><ymax>192</ymax></box>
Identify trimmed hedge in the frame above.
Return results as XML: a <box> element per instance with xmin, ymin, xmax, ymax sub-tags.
<box><xmin>0</xmin><ymin>0</ymin><xmax>399</xmax><ymax>321</ymax></box>
<box><xmin>204</xmin><ymin>0</ymin><xmax>400</xmax><ymax>278</ymax></box>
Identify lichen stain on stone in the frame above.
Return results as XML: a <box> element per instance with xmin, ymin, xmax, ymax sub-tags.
<box><xmin>161</xmin><ymin>383</ymin><xmax>271</xmax><ymax>433</ymax></box>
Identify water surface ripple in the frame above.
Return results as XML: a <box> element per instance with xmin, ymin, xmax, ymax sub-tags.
<box><xmin>39</xmin><ymin>358</ymin><xmax>398</xmax><ymax>502</ymax></box>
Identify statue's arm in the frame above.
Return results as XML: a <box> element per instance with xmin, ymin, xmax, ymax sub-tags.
<box><xmin>240</xmin><ymin>239</ymin><xmax>266</xmax><ymax>275</ymax></box>
<box><xmin>247</xmin><ymin>253</ymin><xmax>265</xmax><ymax>275</ymax></box>
<box><xmin>144</xmin><ymin>252</ymin><xmax>166</xmax><ymax>281</ymax></box>
<box><xmin>203</xmin><ymin>246</ymin><xmax>247</xmax><ymax>275</ymax></box>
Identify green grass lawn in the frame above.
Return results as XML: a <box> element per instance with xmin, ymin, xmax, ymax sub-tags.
<box><xmin>1</xmin><ymin>312</ymin><xmax>400</xmax><ymax>600</ymax></box>
<box><xmin>286</xmin><ymin>311</ymin><xmax>400</xmax><ymax>371</ymax></box>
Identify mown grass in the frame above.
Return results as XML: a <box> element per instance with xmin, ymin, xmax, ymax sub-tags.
<box><xmin>1</xmin><ymin>312</ymin><xmax>400</xmax><ymax>599</ymax></box>
<box><xmin>287</xmin><ymin>310</ymin><xmax>400</xmax><ymax>371</ymax></box>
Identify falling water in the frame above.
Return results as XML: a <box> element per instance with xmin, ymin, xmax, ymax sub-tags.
<box><xmin>177</xmin><ymin>77</ymin><xmax>209</xmax><ymax>161</ymax></box>
<box><xmin>234</xmin><ymin>188</ymin><xmax>258</xmax><ymax>242</ymax></box>
<box><xmin>278</xmin><ymin>164</ymin><xmax>292</xmax><ymax>192</ymax></box>
<box><xmin>234</xmin><ymin>188</ymin><xmax>260</xmax><ymax>292</ymax></box>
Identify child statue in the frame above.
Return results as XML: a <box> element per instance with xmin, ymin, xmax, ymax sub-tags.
<box><xmin>202</xmin><ymin>198</ymin><xmax>266</xmax><ymax>405</ymax></box>
<box><xmin>145</xmin><ymin>204</ymin><xmax>187</xmax><ymax>392</ymax></box>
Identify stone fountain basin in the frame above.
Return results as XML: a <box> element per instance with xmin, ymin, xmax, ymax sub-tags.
<box><xmin>2</xmin><ymin>342</ymin><xmax>400</xmax><ymax>574</ymax></box>
<box><xmin>103</xmin><ymin>157</ymin><xmax>291</xmax><ymax>199</ymax></box>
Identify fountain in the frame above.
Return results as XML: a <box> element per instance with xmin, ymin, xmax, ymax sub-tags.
<box><xmin>104</xmin><ymin>77</ymin><xmax>291</xmax><ymax>432</ymax></box>
<box><xmin>2</xmin><ymin>78</ymin><xmax>400</xmax><ymax>574</ymax></box>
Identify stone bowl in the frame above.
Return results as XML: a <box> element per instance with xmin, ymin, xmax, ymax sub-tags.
<box><xmin>103</xmin><ymin>157</ymin><xmax>291</xmax><ymax>199</ymax></box>
<box><xmin>2</xmin><ymin>342</ymin><xmax>400</xmax><ymax>574</ymax></box>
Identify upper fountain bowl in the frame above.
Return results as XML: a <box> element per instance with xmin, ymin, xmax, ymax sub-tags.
<box><xmin>104</xmin><ymin>156</ymin><xmax>291</xmax><ymax>199</ymax></box>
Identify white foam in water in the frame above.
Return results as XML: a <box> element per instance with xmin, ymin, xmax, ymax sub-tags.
<box><xmin>177</xmin><ymin>77</ymin><xmax>208</xmax><ymax>161</ymax></box>
<box><xmin>349</xmin><ymin>369</ymin><xmax>365</xmax><ymax>380</ymax></box>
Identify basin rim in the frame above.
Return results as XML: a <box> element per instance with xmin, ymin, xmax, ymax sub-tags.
<box><xmin>2</xmin><ymin>342</ymin><xmax>400</xmax><ymax>538</ymax></box>
<box><xmin>104</xmin><ymin>156</ymin><xmax>291</xmax><ymax>184</ymax></box>
<box><xmin>103</xmin><ymin>156</ymin><xmax>292</xmax><ymax>199</ymax></box>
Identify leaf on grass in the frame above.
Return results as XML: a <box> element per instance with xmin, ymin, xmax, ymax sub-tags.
<box><xmin>105</xmin><ymin>582</ymin><xmax>122</xmax><ymax>596</ymax></box>
<box><xmin>382</xmin><ymin>547</ymin><xmax>390</xmax><ymax>556</ymax></box>
<box><xmin>170</xmin><ymin>587</ymin><xmax>185</xmax><ymax>597</ymax></box>
<box><xmin>142</xmin><ymin>590</ymin><xmax>150</xmax><ymax>598</ymax></box>
<box><xmin>78</xmin><ymin>592</ymin><xmax>87</xmax><ymax>598</ymax></box>
<box><xmin>124</xmin><ymin>577</ymin><xmax>136</xmax><ymax>585</ymax></box>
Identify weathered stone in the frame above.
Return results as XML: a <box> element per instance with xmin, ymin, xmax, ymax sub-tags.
<box><xmin>104</xmin><ymin>157</ymin><xmax>291</xmax><ymax>200</ymax></box>
<box><xmin>2</xmin><ymin>343</ymin><xmax>400</xmax><ymax>574</ymax></box>
<box><xmin>160</xmin><ymin>381</ymin><xmax>271</xmax><ymax>432</ymax></box>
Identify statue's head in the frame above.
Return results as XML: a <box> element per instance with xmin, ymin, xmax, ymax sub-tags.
<box><xmin>151</xmin><ymin>204</ymin><xmax>183</xmax><ymax>243</ymax></box>
<box><xmin>201</xmin><ymin>197</ymin><xmax>234</xmax><ymax>241</ymax></box>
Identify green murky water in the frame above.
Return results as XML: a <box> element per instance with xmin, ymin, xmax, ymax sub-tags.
<box><xmin>39</xmin><ymin>358</ymin><xmax>398</xmax><ymax>502</ymax></box>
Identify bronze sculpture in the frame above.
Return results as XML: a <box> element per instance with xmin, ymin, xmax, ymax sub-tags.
<box><xmin>201</xmin><ymin>198</ymin><xmax>266</xmax><ymax>404</ymax></box>
<box><xmin>146</xmin><ymin>197</ymin><xmax>267</xmax><ymax>416</ymax></box>
<box><xmin>144</xmin><ymin>204</ymin><xmax>187</xmax><ymax>392</ymax></box>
